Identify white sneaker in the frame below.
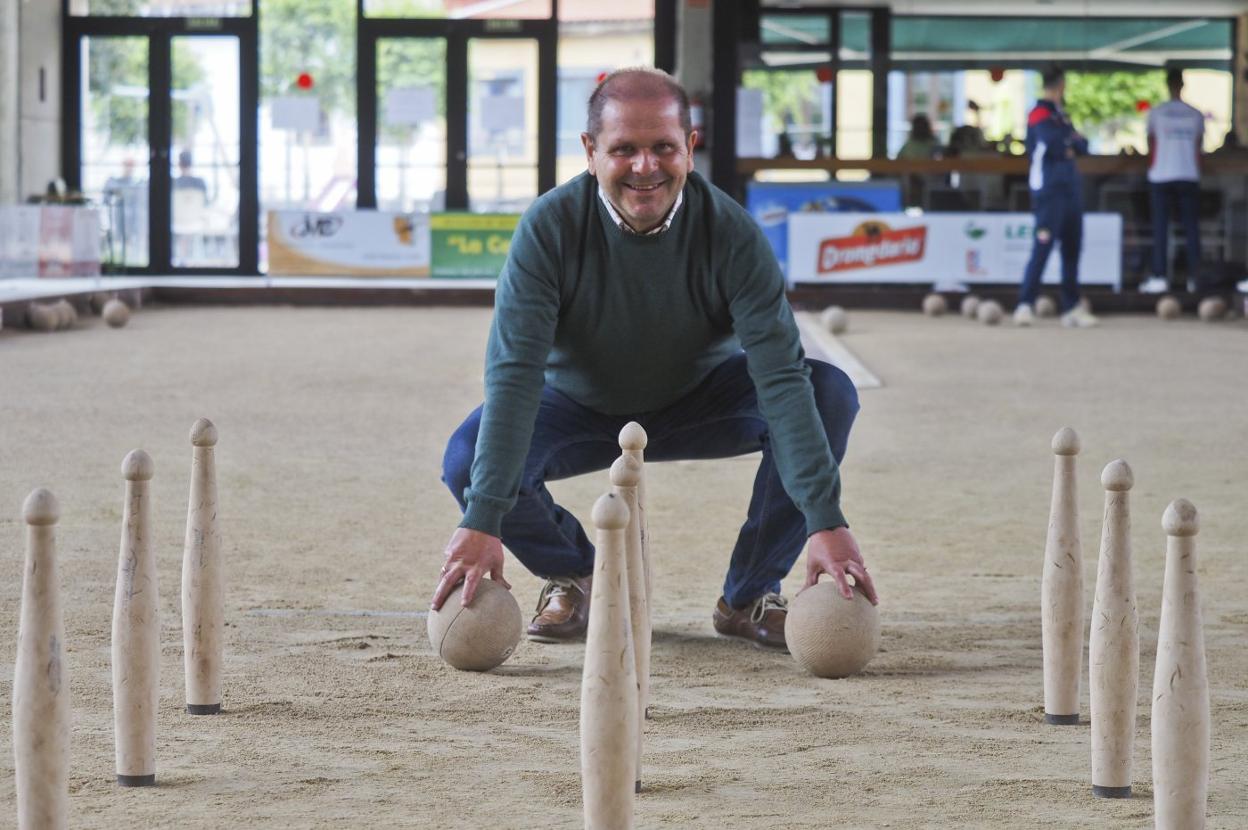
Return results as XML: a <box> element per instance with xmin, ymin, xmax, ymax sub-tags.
<box><xmin>1237</xmin><ymin>277</ymin><xmax>1248</xmax><ymax>293</ymax></box>
<box><xmin>1060</xmin><ymin>305</ymin><xmax>1100</xmax><ymax>328</ymax></box>
<box><xmin>1139</xmin><ymin>276</ymin><xmax>1169</xmax><ymax>294</ymax></box>
<box><xmin>1013</xmin><ymin>303</ymin><xmax>1035</xmax><ymax>326</ymax></box>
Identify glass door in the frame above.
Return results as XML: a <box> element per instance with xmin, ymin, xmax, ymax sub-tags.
<box><xmin>467</xmin><ymin>38</ymin><xmax>539</xmax><ymax>212</ymax></box>
<box><xmin>66</xmin><ymin>17</ymin><xmax>257</xmax><ymax>275</ymax></box>
<box><xmin>170</xmin><ymin>35</ymin><xmax>242</xmax><ymax>268</ymax></box>
<box><xmin>375</xmin><ymin>37</ymin><xmax>447</xmax><ymax>213</ymax></box>
<box><xmin>79</xmin><ymin>35</ymin><xmax>152</xmax><ymax>269</ymax></box>
<box><xmin>358</xmin><ymin>16</ymin><xmax>555</xmax><ymax>213</ymax></box>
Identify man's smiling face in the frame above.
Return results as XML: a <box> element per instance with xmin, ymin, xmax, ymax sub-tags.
<box><xmin>583</xmin><ymin>96</ymin><xmax>696</xmax><ymax>233</ymax></box>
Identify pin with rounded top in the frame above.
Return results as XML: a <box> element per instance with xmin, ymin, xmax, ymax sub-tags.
<box><xmin>121</xmin><ymin>449</ymin><xmax>155</xmax><ymax>481</ymax></box>
<box><xmin>1162</xmin><ymin>498</ymin><xmax>1199</xmax><ymax>537</ymax></box>
<box><xmin>190</xmin><ymin>417</ymin><xmax>218</xmax><ymax>447</ymax></box>
<box><xmin>1100</xmin><ymin>458</ymin><xmax>1133</xmax><ymax>491</ymax></box>
<box><xmin>1090</xmin><ymin>458</ymin><xmax>1138</xmax><ymax>798</ymax></box>
<box><xmin>23</xmin><ymin>487</ymin><xmax>61</xmax><ymax>526</ymax></box>
<box><xmin>1042</xmin><ymin>425</ymin><xmax>1084</xmax><ymax>725</ymax></box>
<box><xmin>591</xmin><ymin>492</ymin><xmax>629</xmax><ymax>531</ymax></box>
<box><xmin>582</xmin><ymin>490</ymin><xmax>637</xmax><ymax>828</ymax></box>
<box><xmin>15</xmin><ymin>486</ymin><xmax>70</xmax><ymax>829</ymax></box>
<box><xmin>113</xmin><ymin>448</ymin><xmax>159</xmax><ymax>786</ymax></box>
<box><xmin>183</xmin><ymin>418</ymin><xmax>224</xmax><ymax>715</ymax></box>
<box><xmin>610</xmin><ymin>454</ymin><xmax>641</xmax><ymax>488</ymax></box>
<box><xmin>610</xmin><ymin>451</ymin><xmax>649</xmax><ymax>794</ymax></box>
<box><xmin>1051</xmin><ymin>426</ymin><xmax>1080</xmax><ymax>456</ymax></box>
<box><xmin>619</xmin><ymin>421</ymin><xmax>647</xmax><ymax>452</ymax></box>
<box><xmin>1153</xmin><ymin>497</ymin><xmax>1208</xmax><ymax>828</ymax></box>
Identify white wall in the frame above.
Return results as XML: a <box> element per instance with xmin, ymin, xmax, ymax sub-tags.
<box><xmin>0</xmin><ymin>0</ymin><xmax>19</xmax><ymax>203</ymax></box>
<box><xmin>18</xmin><ymin>0</ymin><xmax>60</xmax><ymax>201</ymax></box>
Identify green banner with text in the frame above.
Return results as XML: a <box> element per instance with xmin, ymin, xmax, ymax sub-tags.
<box><xmin>429</xmin><ymin>213</ymin><xmax>519</xmax><ymax>278</ymax></box>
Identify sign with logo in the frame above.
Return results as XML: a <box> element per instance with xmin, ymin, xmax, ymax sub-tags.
<box><xmin>788</xmin><ymin>212</ymin><xmax>1122</xmax><ymax>287</ymax></box>
<box><xmin>746</xmin><ymin>181</ymin><xmax>903</xmax><ymax>276</ymax></box>
<box><xmin>429</xmin><ymin>213</ymin><xmax>519</xmax><ymax>278</ymax></box>
<box><xmin>268</xmin><ymin>210</ymin><xmax>431</xmax><ymax>276</ymax></box>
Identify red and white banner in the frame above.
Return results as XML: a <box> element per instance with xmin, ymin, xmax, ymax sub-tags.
<box><xmin>788</xmin><ymin>212</ymin><xmax>1122</xmax><ymax>288</ymax></box>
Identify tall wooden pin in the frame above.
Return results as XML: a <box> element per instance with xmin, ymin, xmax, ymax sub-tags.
<box><xmin>1089</xmin><ymin>459</ymin><xmax>1138</xmax><ymax>797</ymax></box>
<box><xmin>1152</xmin><ymin>498</ymin><xmax>1209</xmax><ymax>829</ymax></box>
<box><xmin>112</xmin><ymin>449</ymin><xmax>159</xmax><ymax>787</ymax></box>
<box><xmin>182</xmin><ymin>417</ymin><xmax>224</xmax><ymax>715</ymax></box>
<box><xmin>1042</xmin><ymin>427</ymin><xmax>1084</xmax><ymax>725</ymax></box>
<box><xmin>611</xmin><ymin>454</ymin><xmax>649</xmax><ymax>794</ymax></box>
<box><xmin>13</xmin><ymin>488</ymin><xmax>70</xmax><ymax>829</ymax></box>
<box><xmin>618</xmin><ymin>422</ymin><xmax>652</xmax><ymax>612</ymax></box>
<box><xmin>581</xmin><ymin>493</ymin><xmax>638</xmax><ymax>830</ymax></box>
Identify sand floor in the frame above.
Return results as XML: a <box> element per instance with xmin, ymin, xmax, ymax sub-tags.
<box><xmin>0</xmin><ymin>303</ymin><xmax>1245</xmax><ymax>829</ymax></box>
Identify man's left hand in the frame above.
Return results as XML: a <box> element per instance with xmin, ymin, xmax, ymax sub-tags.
<box><xmin>802</xmin><ymin>526</ymin><xmax>879</xmax><ymax>605</ymax></box>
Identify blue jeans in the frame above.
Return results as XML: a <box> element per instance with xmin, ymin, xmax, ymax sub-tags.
<box><xmin>1019</xmin><ymin>186</ymin><xmax>1083</xmax><ymax>313</ymax></box>
<box><xmin>1151</xmin><ymin>180</ymin><xmax>1201</xmax><ymax>282</ymax></box>
<box><xmin>441</xmin><ymin>353</ymin><xmax>860</xmax><ymax>608</ymax></box>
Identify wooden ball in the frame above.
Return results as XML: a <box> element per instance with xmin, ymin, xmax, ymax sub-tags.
<box><xmin>1156</xmin><ymin>296</ymin><xmax>1181</xmax><ymax>320</ymax></box>
<box><xmin>820</xmin><ymin>305</ymin><xmax>848</xmax><ymax>335</ymax></box>
<box><xmin>975</xmin><ymin>299</ymin><xmax>1003</xmax><ymax>325</ymax></box>
<box><xmin>103</xmin><ymin>298</ymin><xmax>131</xmax><ymax>328</ymax></box>
<box><xmin>959</xmin><ymin>295</ymin><xmax>980</xmax><ymax>318</ymax></box>
<box><xmin>1197</xmin><ymin>296</ymin><xmax>1227</xmax><ymax>322</ymax></box>
<box><xmin>786</xmin><ymin>582</ymin><xmax>880</xmax><ymax>678</ymax></box>
<box><xmin>26</xmin><ymin>303</ymin><xmax>57</xmax><ymax>332</ymax></box>
<box><xmin>427</xmin><ymin>579</ymin><xmax>522</xmax><ymax>672</ymax></box>
<box><xmin>1035</xmin><ymin>295</ymin><xmax>1058</xmax><ymax>318</ymax></box>
<box><xmin>54</xmin><ymin>299</ymin><xmax>78</xmax><ymax>328</ymax></box>
<box><xmin>921</xmin><ymin>293</ymin><xmax>947</xmax><ymax>316</ymax></box>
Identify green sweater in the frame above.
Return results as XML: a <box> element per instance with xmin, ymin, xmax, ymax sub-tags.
<box><xmin>461</xmin><ymin>171</ymin><xmax>847</xmax><ymax>538</ymax></box>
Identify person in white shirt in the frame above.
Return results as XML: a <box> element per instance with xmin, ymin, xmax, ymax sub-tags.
<box><xmin>1140</xmin><ymin>69</ymin><xmax>1205</xmax><ymax>294</ymax></box>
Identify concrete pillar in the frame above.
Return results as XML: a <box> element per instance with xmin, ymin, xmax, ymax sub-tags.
<box><xmin>18</xmin><ymin>0</ymin><xmax>61</xmax><ymax>201</ymax></box>
<box><xmin>675</xmin><ymin>0</ymin><xmax>713</xmax><ymax>177</ymax></box>
<box><xmin>0</xmin><ymin>0</ymin><xmax>19</xmax><ymax>203</ymax></box>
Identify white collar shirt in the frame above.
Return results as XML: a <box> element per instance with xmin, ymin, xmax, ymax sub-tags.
<box><xmin>598</xmin><ymin>186</ymin><xmax>683</xmax><ymax>235</ymax></box>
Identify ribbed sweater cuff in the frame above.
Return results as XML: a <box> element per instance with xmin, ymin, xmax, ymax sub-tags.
<box><xmin>805</xmin><ymin>503</ymin><xmax>848</xmax><ymax>536</ymax></box>
<box><xmin>460</xmin><ymin>500</ymin><xmax>506</xmax><ymax>538</ymax></box>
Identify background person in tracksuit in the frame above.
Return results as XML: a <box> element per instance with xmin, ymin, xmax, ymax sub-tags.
<box><xmin>1014</xmin><ymin>67</ymin><xmax>1098</xmax><ymax>328</ymax></box>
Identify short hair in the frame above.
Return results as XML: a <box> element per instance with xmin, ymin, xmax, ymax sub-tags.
<box><xmin>585</xmin><ymin>68</ymin><xmax>692</xmax><ymax>141</ymax></box>
<box><xmin>1042</xmin><ymin>66</ymin><xmax>1065</xmax><ymax>90</ymax></box>
<box><xmin>178</xmin><ymin>149</ymin><xmax>194</xmax><ymax>168</ymax></box>
<box><xmin>1167</xmin><ymin>68</ymin><xmax>1184</xmax><ymax>88</ymax></box>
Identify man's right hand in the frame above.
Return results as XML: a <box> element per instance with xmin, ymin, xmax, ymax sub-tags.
<box><xmin>430</xmin><ymin>527</ymin><xmax>510</xmax><ymax>611</ymax></box>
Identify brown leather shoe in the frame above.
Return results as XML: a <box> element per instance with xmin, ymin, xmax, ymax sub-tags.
<box><xmin>526</xmin><ymin>576</ymin><xmax>592</xmax><ymax>643</ymax></box>
<box><xmin>712</xmin><ymin>593</ymin><xmax>789</xmax><ymax>651</ymax></box>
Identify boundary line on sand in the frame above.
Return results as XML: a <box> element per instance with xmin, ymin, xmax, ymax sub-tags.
<box><xmin>795</xmin><ymin>311</ymin><xmax>882</xmax><ymax>390</ymax></box>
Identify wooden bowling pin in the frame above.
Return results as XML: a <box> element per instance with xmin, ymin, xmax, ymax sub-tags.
<box><xmin>581</xmin><ymin>493</ymin><xmax>638</xmax><ymax>830</ymax></box>
<box><xmin>610</xmin><ymin>455</ymin><xmax>649</xmax><ymax>794</ymax></box>
<box><xmin>618</xmin><ymin>422</ymin><xmax>651</xmax><ymax>607</ymax></box>
<box><xmin>112</xmin><ymin>449</ymin><xmax>159</xmax><ymax>787</ymax></box>
<box><xmin>1152</xmin><ymin>499</ymin><xmax>1209</xmax><ymax>830</ymax></box>
<box><xmin>13</xmin><ymin>488</ymin><xmax>70</xmax><ymax>829</ymax></box>
<box><xmin>1042</xmin><ymin>427</ymin><xmax>1084</xmax><ymax>725</ymax></box>
<box><xmin>1089</xmin><ymin>460</ymin><xmax>1138</xmax><ymax>797</ymax></box>
<box><xmin>182</xmin><ymin>418</ymin><xmax>224</xmax><ymax>715</ymax></box>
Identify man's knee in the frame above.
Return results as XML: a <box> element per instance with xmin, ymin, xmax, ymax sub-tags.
<box><xmin>441</xmin><ymin>409</ymin><xmax>481</xmax><ymax>506</ymax></box>
<box><xmin>807</xmin><ymin>359</ymin><xmax>860</xmax><ymax>425</ymax></box>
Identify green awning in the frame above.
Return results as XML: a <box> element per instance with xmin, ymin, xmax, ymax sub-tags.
<box><xmin>760</xmin><ymin>14</ymin><xmax>1233</xmax><ymax>70</ymax></box>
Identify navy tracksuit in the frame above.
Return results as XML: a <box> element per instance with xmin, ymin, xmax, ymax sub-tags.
<box><xmin>1019</xmin><ymin>99</ymin><xmax>1089</xmax><ymax>312</ymax></box>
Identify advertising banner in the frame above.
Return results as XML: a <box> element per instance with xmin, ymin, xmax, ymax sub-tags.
<box><xmin>747</xmin><ymin>181</ymin><xmax>903</xmax><ymax>277</ymax></box>
<box><xmin>0</xmin><ymin>206</ymin><xmax>100</xmax><ymax>278</ymax></box>
<box><xmin>788</xmin><ymin>212</ymin><xmax>1122</xmax><ymax>288</ymax></box>
<box><xmin>429</xmin><ymin>213</ymin><xmax>519</xmax><ymax>278</ymax></box>
<box><xmin>267</xmin><ymin>210</ymin><xmax>431</xmax><ymax>276</ymax></box>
